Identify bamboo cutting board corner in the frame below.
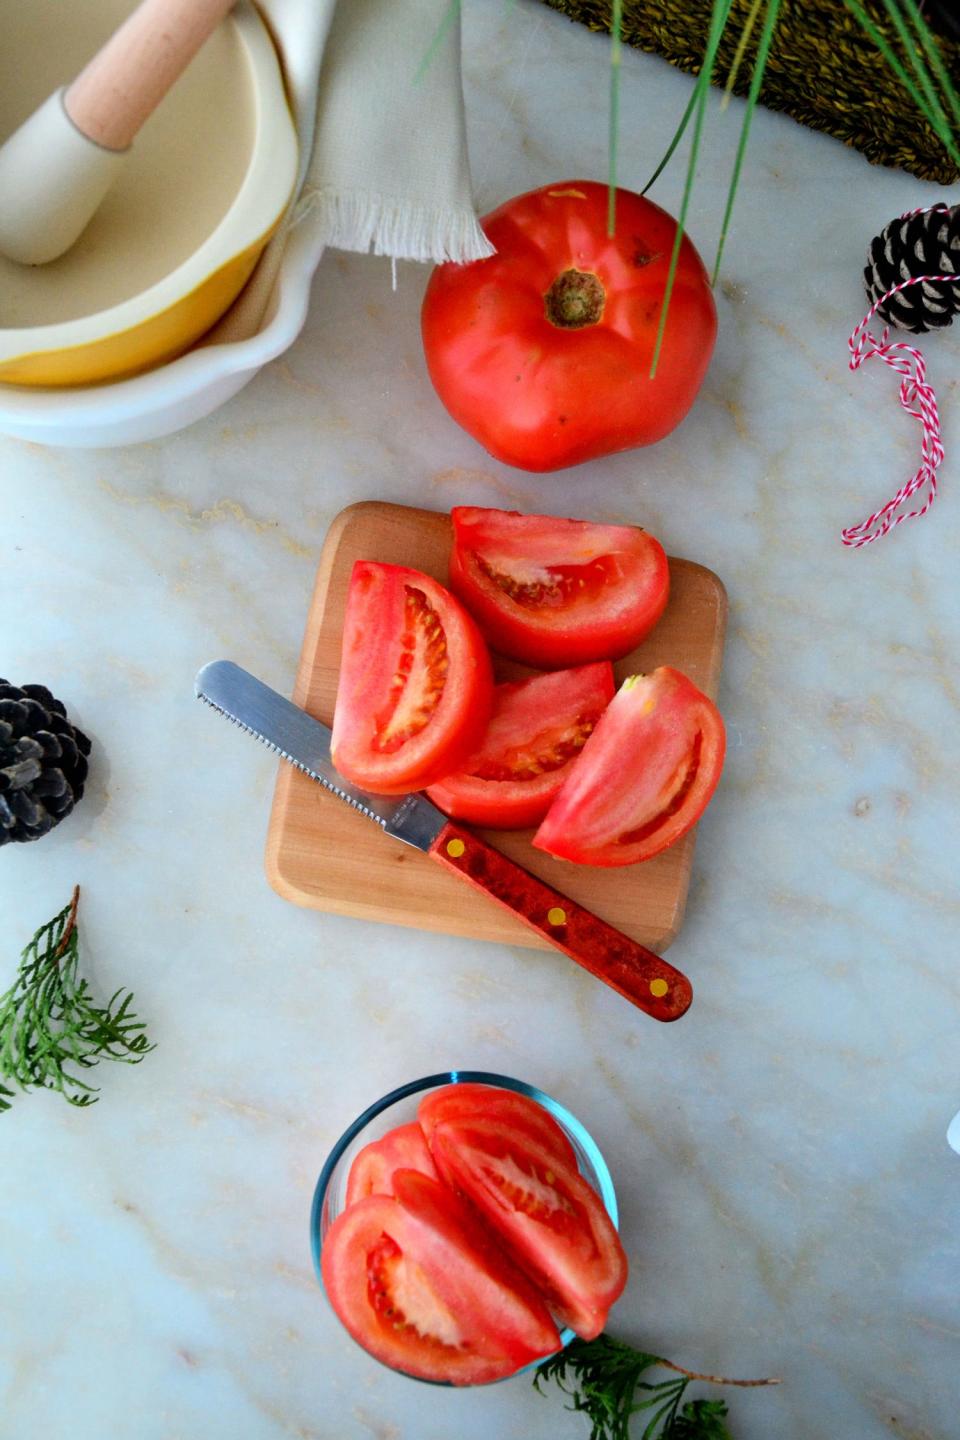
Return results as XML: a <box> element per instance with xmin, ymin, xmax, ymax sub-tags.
<box><xmin>266</xmin><ymin>501</ymin><xmax>727</xmax><ymax>953</ymax></box>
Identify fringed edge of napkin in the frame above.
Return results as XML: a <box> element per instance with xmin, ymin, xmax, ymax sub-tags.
<box><xmin>293</xmin><ymin>186</ymin><xmax>495</xmax><ymax>264</ymax></box>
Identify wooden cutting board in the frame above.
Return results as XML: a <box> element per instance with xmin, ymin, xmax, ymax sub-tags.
<box><xmin>266</xmin><ymin>502</ymin><xmax>727</xmax><ymax>952</ymax></box>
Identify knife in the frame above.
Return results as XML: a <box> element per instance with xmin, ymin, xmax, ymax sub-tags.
<box><xmin>195</xmin><ymin>660</ymin><xmax>693</xmax><ymax>1022</ymax></box>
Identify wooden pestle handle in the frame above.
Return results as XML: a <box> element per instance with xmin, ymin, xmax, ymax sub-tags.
<box><xmin>64</xmin><ymin>0</ymin><xmax>236</xmax><ymax>152</ymax></box>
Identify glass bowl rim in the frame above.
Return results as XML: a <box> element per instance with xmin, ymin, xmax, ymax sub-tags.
<box><xmin>310</xmin><ymin>1069</ymin><xmax>619</xmax><ymax>1380</ymax></box>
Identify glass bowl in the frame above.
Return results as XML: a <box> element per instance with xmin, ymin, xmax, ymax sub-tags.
<box><xmin>311</xmin><ymin>1069</ymin><xmax>619</xmax><ymax>1385</ymax></box>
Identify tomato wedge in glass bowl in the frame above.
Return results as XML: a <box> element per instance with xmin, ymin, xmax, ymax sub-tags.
<box><xmin>417</xmin><ymin>1083</ymin><xmax>579</xmax><ymax>1170</ymax></box>
<box><xmin>321</xmin><ymin>1169</ymin><xmax>562</xmax><ymax>1385</ymax></box>
<box><xmin>425</xmin><ymin>663</ymin><xmax>614</xmax><ymax>829</ymax></box>
<box><xmin>428</xmin><ymin>1119</ymin><xmax>628</xmax><ymax>1341</ymax></box>
<box><xmin>312</xmin><ymin>1072</ymin><xmax>623</xmax><ymax>1386</ymax></box>
<box><xmin>534</xmin><ymin>667</ymin><xmax>725</xmax><ymax>867</ymax></box>
<box><xmin>345</xmin><ymin>1122</ymin><xmax>439</xmax><ymax>1206</ymax></box>
<box><xmin>331</xmin><ymin>561</ymin><xmax>493</xmax><ymax>794</ymax></box>
<box><xmin>449</xmin><ymin>507</ymin><xmax>669</xmax><ymax>669</ymax></box>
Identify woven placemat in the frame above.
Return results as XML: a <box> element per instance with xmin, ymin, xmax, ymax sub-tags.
<box><xmin>537</xmin><ymin>0</ymin><xmax>960</xmax><ymax>183</ymax></box>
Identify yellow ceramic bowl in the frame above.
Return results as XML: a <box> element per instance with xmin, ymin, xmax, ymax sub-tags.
<box><xmin>0</xmin><ymin>0</ymin><xmax>297</xmax><ymax>387</ymax></box>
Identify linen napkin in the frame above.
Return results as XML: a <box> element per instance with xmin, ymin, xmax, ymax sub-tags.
<box><xmin>210</xmin><ymin>0</ymin><xmax>493</xmax><ymax>345</ymax></box>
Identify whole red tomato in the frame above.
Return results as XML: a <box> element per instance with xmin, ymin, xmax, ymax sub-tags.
<box><xmin>421</xmin><ymin>180</ymin><xmax>717</xmax><ymax>471</ymax></box>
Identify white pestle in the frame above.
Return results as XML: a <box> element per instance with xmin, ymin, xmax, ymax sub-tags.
<box><xmin>0</xmin><ymin>0</ymin><xmax>236</xmax><ymax>266</ymax></box>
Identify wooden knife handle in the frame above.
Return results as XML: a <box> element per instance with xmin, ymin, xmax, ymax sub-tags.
<box><xmin>429</xmin><ymin>821</ymin><xmax>692</xmax><ymax>1022</ymax></box>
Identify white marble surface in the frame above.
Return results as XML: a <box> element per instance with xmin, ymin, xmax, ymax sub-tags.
<box><xmin>2</xmin><ymin>3</ymin><xmax>959</xmax><ymax>1437</ymax></box>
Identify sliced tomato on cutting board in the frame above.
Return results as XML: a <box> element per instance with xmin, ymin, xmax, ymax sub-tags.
<box><xmin>321</xmin><ymin>1168</ymin><xmax>561</xmax><ymax>1384</ymax></box>
<box><xmin>428</xmin><ymin>1119</ymin><xmax>627</xmax><ymax>1340</ymax></box>
<box><xmin>331</xmin><ymin>560</ymin><xmax>493</xmax><ymax>794</ymax></box>
<box><xmin>417</xmin><ymin>1083</ymin><xmax>579</xmax><ymax>1170</ymax></box>
<box><xmin>345</xmin><ymin>1122</ymin><xmax>440</xmax><ymax>1206</ymax></box>
<box><xmin>449</xmin><ymin>507</ymin><xmax>669</xmax><ymax>669</ymax></box>
<box><xmin>425</xmin><ymin>663</ymin><xmax>614</xmax><ymax>829</ymax></box>
<box><xmin>534</xmin><ymin>666</ymin><xmax>725</xmax><ymax>867</ymax></box>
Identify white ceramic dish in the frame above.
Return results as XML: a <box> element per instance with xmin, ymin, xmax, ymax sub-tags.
<box><xmin>0</xmin><ymin>0</ymin><xmax>302</xmax><ymax>437</ymax></box>
<box><xmin>0</xmin><ymin>219</ymin><xmax>323</xmax><ymax>447</ymax></box>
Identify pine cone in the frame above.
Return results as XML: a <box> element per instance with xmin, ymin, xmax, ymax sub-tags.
<box><xmin>864</xmin><ymin>206</ymin><xmax>960</xmax><ymax>334</ymax></box>
<box><xmin>0</xmin><ymin>682</ymin><xmax>91</xmax><ymax>845</ymax></box>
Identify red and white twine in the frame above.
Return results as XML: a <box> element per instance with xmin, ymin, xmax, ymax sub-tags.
<box><xmin>843</xmin><ymin>204</ymin><xmax>957</xmax><ymax>548</ymax></box>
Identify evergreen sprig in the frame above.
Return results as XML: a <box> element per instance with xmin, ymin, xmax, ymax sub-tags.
<box><xmin>0</xmin><ymin>887</ymin><xmax>155</xmax><ymax>1110</ymax></box>
<box><xmin>534</xmin><ymin>1334</ymin><xmax>780</xmax><ymax>1440</ymax></box>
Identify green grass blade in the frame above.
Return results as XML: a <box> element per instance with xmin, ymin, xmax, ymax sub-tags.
<box><xmin>900</xmin><ymin>0</ymin><xmax>960</xmax><ymax>130</ymax></box>
<box><xmin>840</xmin><ymin>0</ymin><xmax>960</xmax><ymax>165</ymax></box>
<box><xmin>650</xmin><ymin>0</ymin><xmax>736</xmax><ymax>378</ymax></box>
<box><xmin>641</xmin><ymin>86</ymin><xmax>701</xmax><ymax>196</ymax></box>
<box><xmin>712</xmin><ymin>0</ymin><xmax>784</xmax><ymax>283</ymax></box>
<box><xmin>608</xmin><ymin>0</ymin><xmax>624</xmax><ymax>235</ymax></box>
<box><xmin>875</xmin><ymin>0</ymin><xmax>956</xmax><ymax>149</ymax></box>
<box><xmin>414</xmin><ymin>0</ymin><xmax>461</xmax><ymax>85</ymax></box>
<box><xmin>721</xmin><ymin>0</ymin><xmax>766</xmax><ymax>109</ymax></box>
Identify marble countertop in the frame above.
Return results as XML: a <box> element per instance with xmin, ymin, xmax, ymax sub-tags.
<box><xmin>2</xmin><ymin>3</ymin><xmax>959</xmax><ymax>1437</ymax></box>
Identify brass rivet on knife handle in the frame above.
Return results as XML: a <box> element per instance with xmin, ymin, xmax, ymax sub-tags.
<box><xmin>430</xmin><ymin>821</ymin><xmax>692</xmax><ymax>1022</ymax></box>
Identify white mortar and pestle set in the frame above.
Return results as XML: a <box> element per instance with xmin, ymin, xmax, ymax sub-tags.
<box><xmin>0</xmin><ymin>0</ymin><xmax>300</xmax><ymax>442</ymax></box>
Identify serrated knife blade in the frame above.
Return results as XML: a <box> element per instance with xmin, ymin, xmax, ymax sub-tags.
<box><xmin>195</xmin><ymin>659</ymin><xmax>693</xmax><ymax>1022</ymax></box>
<box><xmin>194</xmin><ymin>660</ymin><xmax>447</xmax><ymax>849</ymax></box>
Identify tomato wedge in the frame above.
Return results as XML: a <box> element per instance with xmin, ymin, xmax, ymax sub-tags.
<box><xmin>321</xmin><ymin>1169</ymin><xmax>561</xmax><ymax>1384</ymax></box>
<box><xmin>331</xmin><ymin>561</ymin><xmax>493</xmax><ymax>794</ymax></box>
<box><xmin>428</xmin><ymin>1120</ymin><xmax>627</xmax><ymax>1340</ymax></box>
<box><xmin>425</xmin><ymin>663</ymin><xmax>614</xmax><ymax>829</ymax></box>
<box><xmin>417</xmin><ymin>1084</ymin><xmax>579</xmax><ymax>1170</ymax></box>
<box><xmin>449</xmin><ymin>507</ymin><xmax>669</xmax><ymax>668</ymax></box>
<box><xmin>534</xmin><ymin>667</ymin><xmax>725</xmax><ymax>866</ymax></box>
<box><xmin>345</xmin><ymin>1122</ymin><xmax>440</xmax><ymax>1207</ymax></box>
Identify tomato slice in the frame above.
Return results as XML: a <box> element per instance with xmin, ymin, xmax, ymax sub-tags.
<box><xmin>425</xmin><ymin>663</ymin><xmax>614</xmax><ymax>829</ymax></box>
<box><xmin>345</xmin><ymin>1122</ymin><xmax>440</xmax><ymax>1207</ymax></box>
<box><xmin>449</xmin><ymin>507</ymin><xmax>669</xmax><ymax>669</ymax></box>
<box><xmin>534</xmin><ymin>666</ymin><xmax>725</xmax><ymax>866</ymax></box>
<box><xmin>428</xmin><ymin>1120</ymin><xmax>627</xmax><ymax>1340</ymax></box>
<box><xmin>321</xmin><ymin>1169</ymin><xmax>561</xmax><ymax>1384</ymax></box>
<box><xmin>417</xmin><ymin>1083</ymin><xmax>579</xmax><ymax>1170</ymax></box>
<box><xmin>331</xmin><ymin>561</ymin><xmax>493</xmax><ymax>794</ymax></box>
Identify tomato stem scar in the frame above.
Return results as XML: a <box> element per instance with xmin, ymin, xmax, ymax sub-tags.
<box><xmin>544</xmin><ymin>270</ymin><xmax>605</xmax><ymax>329</ymax></box>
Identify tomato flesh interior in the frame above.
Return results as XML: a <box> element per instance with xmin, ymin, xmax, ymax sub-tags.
<box><xmin>428</xmin><ymin>1121</ymin><xmax>627</xmax><ymax>1340</ymax></box>
<box><xmin>331</xmin><ymin>561</ymin><xmax>493</xmax><ymax>795</ymax></box>
<box><xmin>533</xmin><ymin>667</ymin><xmax>725</xmax><ymax>867</ymax></box>
<box><xmin>477</xmin><ymin>553</ymin><xmax>620</xmax><ymax>612</ymax></box>
<box><xmin>476</xmin><ymin>1147</ymin><xmax>588</xmax><ymax>1245</ymax></box>
<box><xmin>449</xmin><ymin>507</ymin><xmax>669</xmax><ymax>669</ymax></box>
<box><xmin>321</xmin><ymin>1175</ymin><xmax>562</xmax><ymax>1383</ymax></box>
<box><xmin>416</xmin><ymin>1083</ymin><xmax>580</xmax><ymax>1170</ymax></box>
<box><xmin>471</xmin><ymin>709</ymin><xmax>602</xmax><ymax>783</ymax></box>
<box><xmin>373</xmin><ymin>586</ymin><xmax>448</xmax><ymax>753</ymax></box>
<box><xmin>367</xmin><ymin>1232</ymin><xmax>463</xmax><ymax>1351</ymax></box>
<box><xmin>425</xmin><ymin>664</ymin><xmax>615</xmax><ymax>830</ymax></box>
<box><xmin>619</xmin><ymin>729</ymin><xmax>703</xmax><ymax>846</ymax></box>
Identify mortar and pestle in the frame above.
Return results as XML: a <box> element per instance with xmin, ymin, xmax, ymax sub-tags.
<box><xmin>0</xmin><ymin>0</ymin><xmax>297</xmax><ymax>387</ymax></box>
